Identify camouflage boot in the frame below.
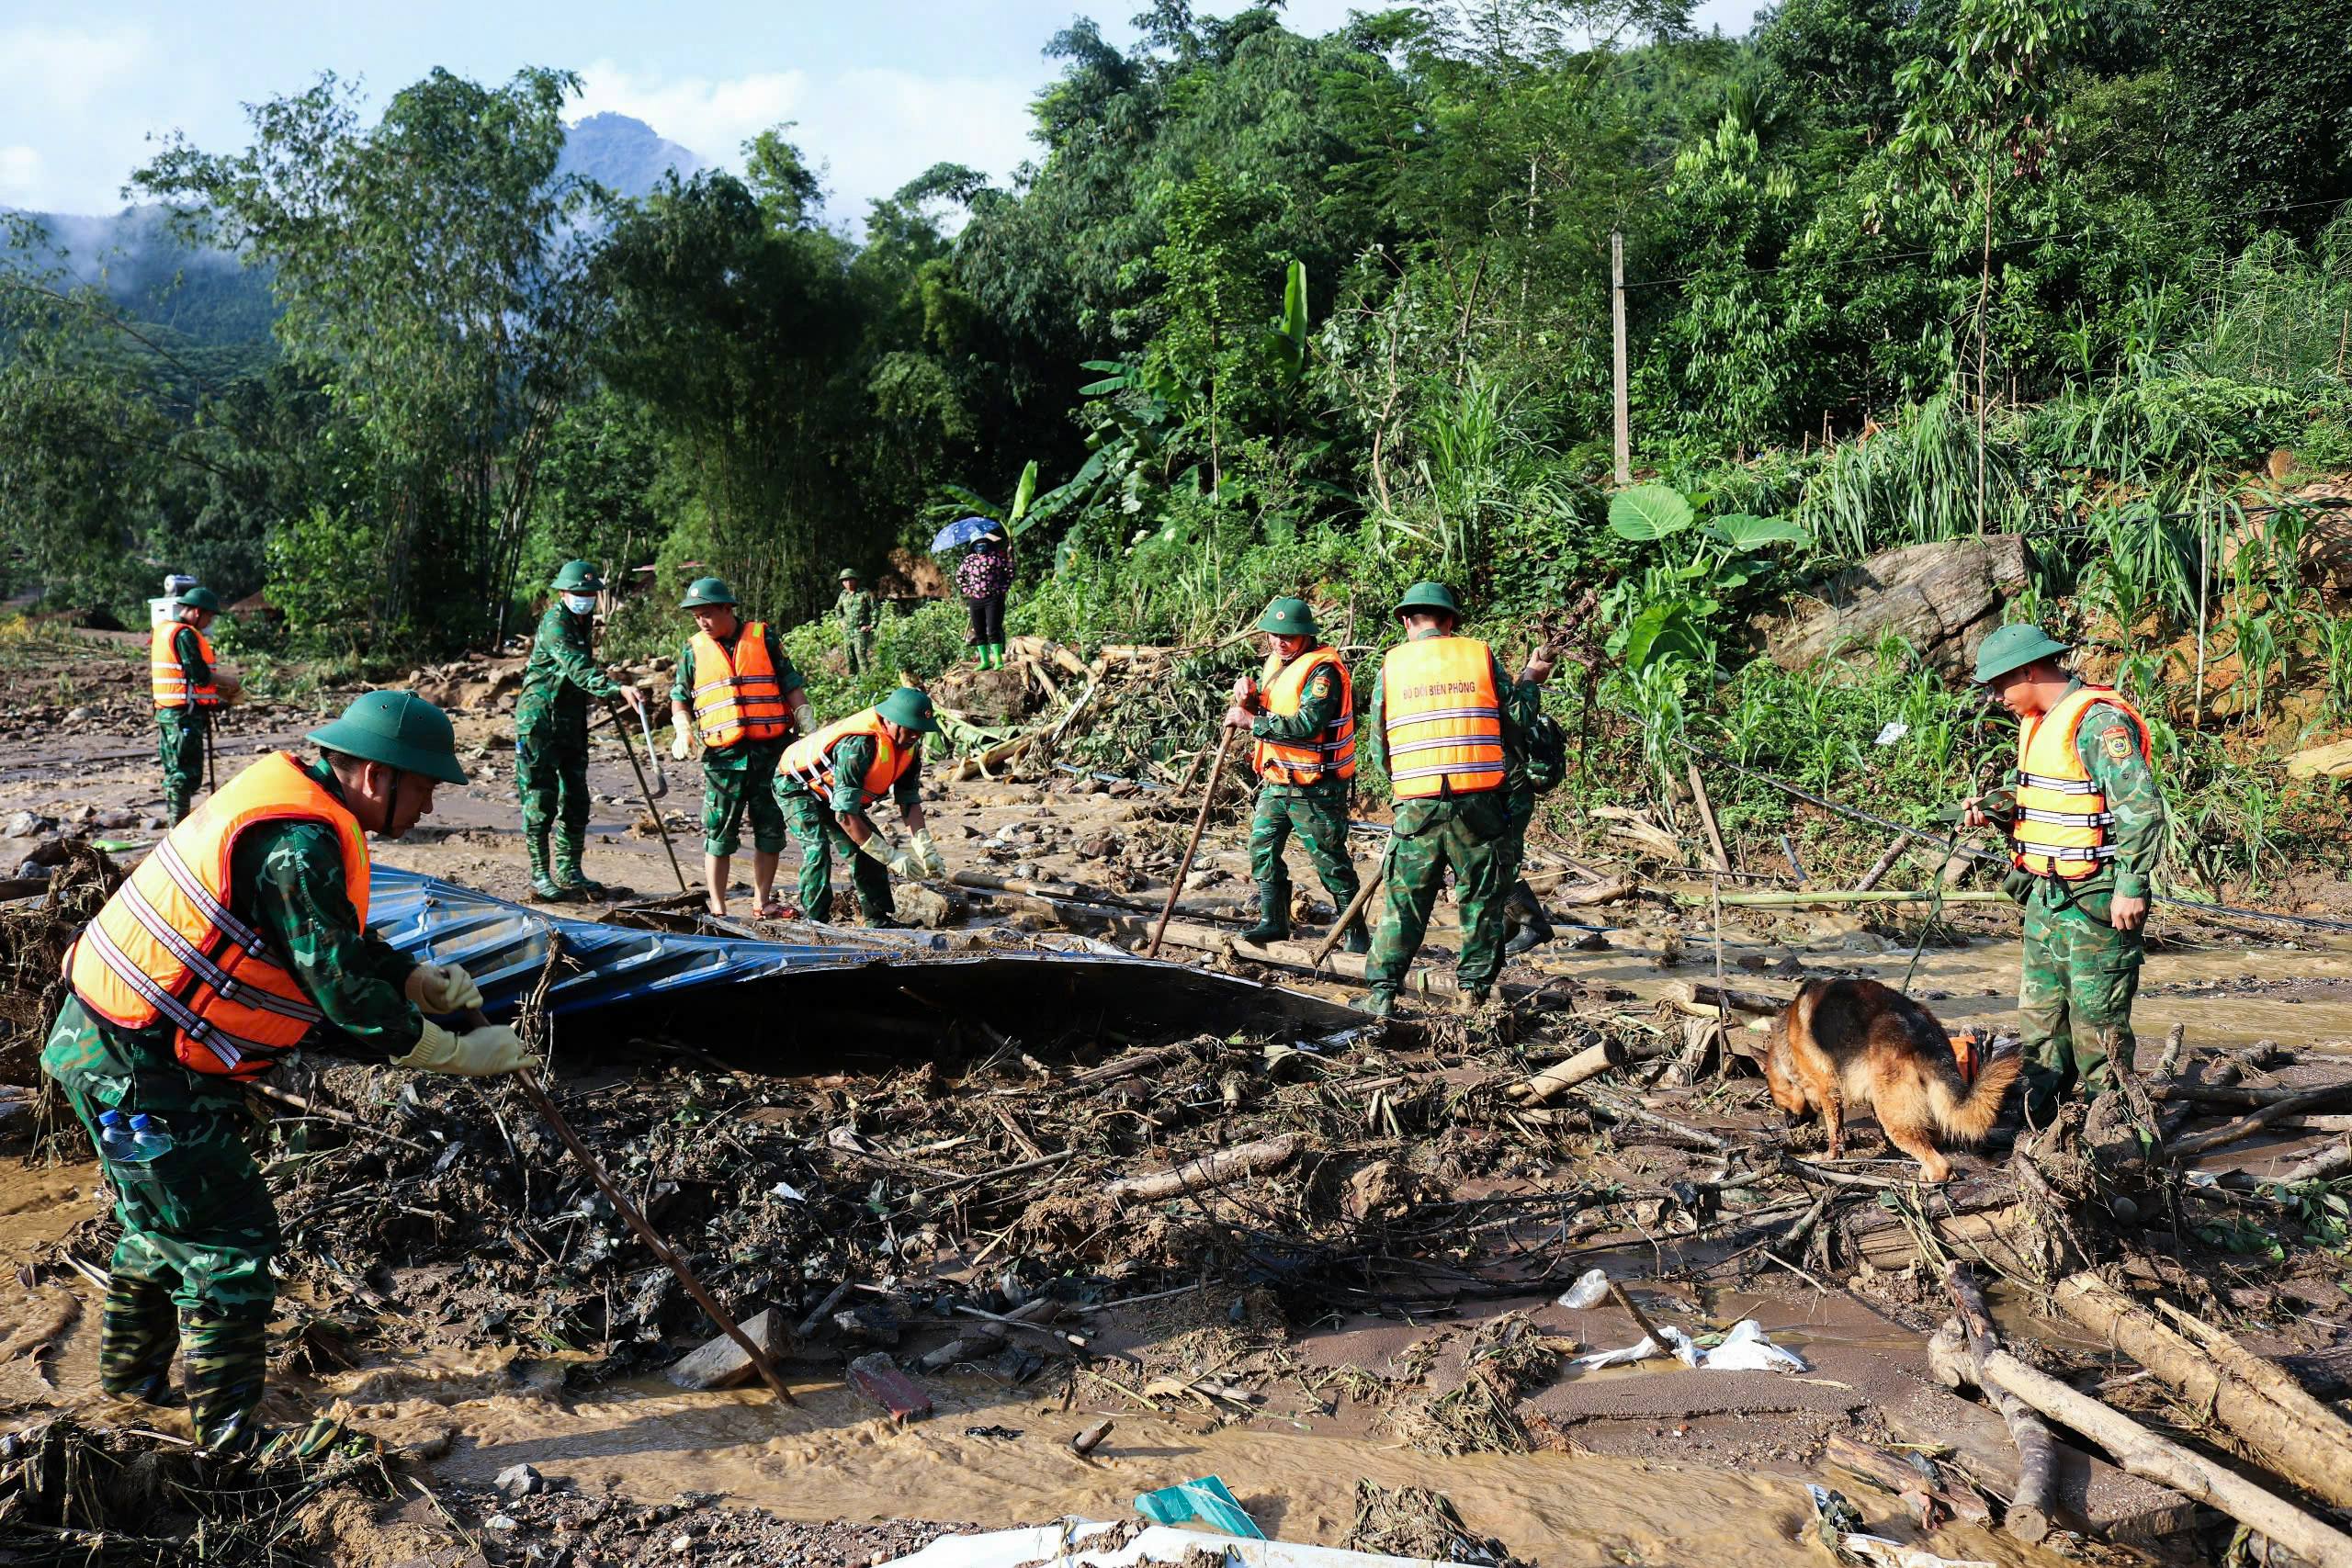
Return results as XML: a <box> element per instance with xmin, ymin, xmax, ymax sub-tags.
<box><xmin>181</xmin><ymin>1309</ymin><xmax>270</xmax><ymax>1453</ymax></box>
<box><xmin>1242</xmin><ymin>877</ymin><xmax>1292</xmax><ymax>945</ymax></box>
<box><xmin>98</xmin><ymin>1275</ymin><xmax>180</xmax><ymax>1404</ymax></box>
<box><xmin>525</xmin><ymin>831</ymin><xmax>566</xmax><ymax>902</ymax></box>
<box><xmin>552</xmin><ymin>827</ymin><xmax>608</xmax><ymax>899</ymax></box>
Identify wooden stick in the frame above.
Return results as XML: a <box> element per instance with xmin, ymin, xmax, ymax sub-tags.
<box><xmin>246</xmin><ymin>1080</ymin><xmax>433</xmax><ymax>1155</ymax></box>
<box><xmin>1939</xmin><ymin>1264</ymin><xmax>2064</xmax><ymax>1543</ymax></box>
<box><xmin>512</xmin><ymin>1068</ymin><xmax>796</xmax><ymax>1404</ymax></box>
<box><xmin>2055</xmin><ymin>1272</ymin><xmax>2352</xmax><ymax>1514</ymax></box>
<box><xmin>1941</xmin><ymin>1265</ymin><xmax>2352</xmax><ymax>1565</ymax></box>
<box><xmin>1148</xmin><ymin>727</ymin><xmax>1238</xmax><ymax>959</ymax></box>
<box><xmin>1688</xmin><ymin>764</ymin><xmax>1732</xmax><ymax>874</ymax></box>
<box><xmin>2270</xmin><ymin>1135</ymin><xmax>2352</xmax><ymax>1186</ymax></box>
<box><xmin>2168</xmin><ymin>1081</ymin><xmax>2352</xmax><ymax>1159</ymax></box>
<box><xmin>1851</xmin><ymin>835</ymin><xmax>1908</xmax><ymax>894</ymax></box>
<box><xmin>607</xmin><ymin>700</ymin><xmax>689</xmax><ymax>894</ymax></box>
<box><xmin>1506</xmin><ymin>1038</ymin><xmax>1626</xmax><ymax>1103</ymax></box>
<box><xmin>1309</xmin><ymin>862</ymin><xmax>1382</xmax><ymax>967</ymax></box>
<box><xmin>1102</xmin><ymin>1134</ymin><xmax>1295</xmax><ymax>1201</ymax></box>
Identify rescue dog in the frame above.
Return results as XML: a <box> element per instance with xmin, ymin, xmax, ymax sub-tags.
<box><xmin>1764</xmin><ymin>977</ymin><xmax>2022</xmax><ymax>1181</ymax></box>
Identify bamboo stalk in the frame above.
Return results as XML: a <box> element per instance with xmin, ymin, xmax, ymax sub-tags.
<box><xmin>1148</xmin><ymin>728</ymin><xmax>1238</xmax><ymax>960</ymax></box>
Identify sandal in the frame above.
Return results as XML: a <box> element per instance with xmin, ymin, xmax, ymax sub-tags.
<box><xmin>756</xmin><ymin>897</ymin><xmax>795</xmax><ymax>919</ymax></box>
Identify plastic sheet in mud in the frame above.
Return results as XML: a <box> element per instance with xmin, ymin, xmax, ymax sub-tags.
<box><xmin>367</xmin><ymin>866</ymin><xmax>1364</xmax><ymax>1044</ymax></box>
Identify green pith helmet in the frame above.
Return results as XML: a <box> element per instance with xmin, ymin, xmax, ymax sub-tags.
<box><xmin>838</xmin><ymin>567</ymin><xmax>862</xmax><ymax>581</ymax></box>
<box><xmin>307</xmin><ymin>691</ymin><xmax>469</xmax><ymax>784</ymax></box>
<box><xmin>175</xmin><ymin>585</ymin><xmax>222</xmax><ymax>614</ymax></box>
<box><xmin>551</xmin><ymin>559</ymin><xmax>605</xmax><ymax>593</ymax></box>
<box><xmin>679</xmin><ymin>576</ymin><xmax>738</xmax><ymax>609</ymax></box>
<box><xmin>1973</xmin><ymin>624</ymin><xmax>2072</xmax><ymax>684</ymax></box>
<box><xmin>1258</xmin><ymin>596</ymin><xmax>1318</xmax><ymax>638</ymax></box>
<box><xmin>1394</xmin><ymin>581</ymin><xmax>1463</xmax><ymax>620</ymax></box>
<box><xmin>876</xmin><ymin>686</ymin><xmax>940</xmax><ymax>735</ymax></box>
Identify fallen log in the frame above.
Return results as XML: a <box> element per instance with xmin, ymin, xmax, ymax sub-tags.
<box><xmin>2150</xmin><ymin>1082</ymin><xmax>2352</xmax><ymax>1109</ymax></box>
<box><xmin>2267</xmin><ymin>1135</ymin><xmax>2352</xmax><ymax>1187</ymax></box>
<box><xmin>1665</xmin><ymin>978</ymin><xmax>1790</xmax><ymax>1016</ymax></box>
<box><xmin>1938</xmin><ymin>1266</ymin><xmax>2352</xmax><ymax>1567</ymax></box>
<box><xmin>1506</xmin><ymin>1038</ymin><xmax>1627</xmax><ymax>1104</ymax></box>
<box><xmin>1546</xmin><ymin>875</ymin><xmax>1634</xmax><ymax>908</ymax></box>
<box><xmin>1822</xmin><ymin>1432</ymin><xmax>1992</xmax><ymax>1526</ymax></box>
<box><xmin>1939</xmin><ymin>1265</ymin><xmax>2062</xmax><ymax>1543</ymax></box>
<box><xmin>2166</xmin><ymin>1081</ymin><xmax>2352</xmax><ymax>1159</ymax></box>
<box><xmin>1103</xmin><ymin>1134</ymin><xmax>1297</xmax><ymax>1202</ymax></box>
<box><xmin>2053</xmin><ymin>1272</ymin><xmax>2352</xmax><ymax>1514</ymax></box>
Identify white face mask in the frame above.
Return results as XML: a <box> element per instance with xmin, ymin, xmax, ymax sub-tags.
<box><xmin>562</xmin><ymin>593</ymin><xmax>597</xmax><ymax>615</ymax></box>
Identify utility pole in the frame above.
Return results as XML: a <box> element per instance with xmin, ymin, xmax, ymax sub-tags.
<box><xmin>1611</xmin><ymin>229</ymin><xmax>1631</xmax><ymax>487</ymax></box>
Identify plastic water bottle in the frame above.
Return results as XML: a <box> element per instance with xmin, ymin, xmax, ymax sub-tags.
<box><xmin>95</xmin><ymin>1110</ymin><xmax>140</xmax><ymax>1166</ymax></box>
<box><xmin>127</xmin><ymin>1114</ymin><xmax>175</xmax><ymax>1168</ymax></box>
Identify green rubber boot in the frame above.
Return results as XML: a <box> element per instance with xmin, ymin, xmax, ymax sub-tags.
<box><xmin>98</xmin><ymin>1275</ymin><xmax>180</xmax><ymax>1404</ymax></box>
<box><xmin>1357</xmin><ymin>989</ymin><xmax>1396</xmax><ymax>1018</ymax></box>
<box><xmin>1242</xmin><ymin>879</ymin><xmax>1291</xmax><ymax>945</ymax></box>
<box><xmin>1341</xmin><ymin>916</ymin><xmax>1371</xmax><ymax>955</ymax></box>
<box><xmin>182</xmin><ymin>1309</ymin><xmax>270</xmax><ymax>1454</ymax></box>
<box><xmin>552</xmin><ymin>827</ymin><xmax>608</xmax><ymax>899</ymax></box>
<box><xmin>525</xmin><ymin>831</ymin><xmax>567</xmax><ymax>902</ymax></box>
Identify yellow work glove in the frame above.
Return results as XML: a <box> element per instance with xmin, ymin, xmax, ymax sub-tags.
<box><xmin>671</xmin><ymin>727</ymin><xmax>693</xmax><ymax>761</ymax></box>
<box><xmin>393</xmin><ymin>1020</ymin><xmax>540</xmax><ymax>1077</ymax></box>
<box><xmin>909</xmin><ymin>829</ymin><xmax>945</xmax><ymax>879</ymax></box>
<box><xmin>401</xmin><ymin>962</ymin><xmax>482</xmax><ymax>1015</ymax></box>
<box><xmin>856</xmin><ymin>832</ymin><xmax>921</xmax><ymax>879</ymax></box>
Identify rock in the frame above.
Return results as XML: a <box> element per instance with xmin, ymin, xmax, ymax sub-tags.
<box><xmin>64</xmin><ymin>706</ymin><xmax>91</xmax><ymax>723</ymax></box>
<box><xmin>1766</xmin><ymin>535</ymin><xmax>2028</xmax><ymax>679</ymax></box>
<box><xmin>141</xmin><ymin>817</ymin><xmax>166</xmax><ymax>830</ymax></box>
<box><xmin>846</xmin><ymin>1350</ymin><xmax>933</xmax><ymax>1423</ymax></box>
<box><xmin>484</xmin><ymin>1515</ymin><xmax>519</xmax><ymax>1533</ymax></box>
<box><xmin>1344</xmin><ymin>1158</ymin><xmax>1432</xmax><ymax>1224</ymax></box>
<box><xmin>493</xmin><ymin>1462</ymin><xmax>544</xmax><ymax>1498</ymax></box>
<box><xmin>1076</xmin><ymin>833</ymin><xmax>1118</xmax><ymax>860</ymax></box>
<box><xmin>19</xmin><ymin>837</ymin><xmax>70</xmax><ymax>868</ymax></box>
<box><xmin>891</xmin><ymin>884</ymin><xmax>963</xmax><ymax>930</ymax></box>
<box><xmin>93</xmin><ymin>809</ymin><xmax>138</xmax><ymax>830</ymax></box>
<box><xmin>831</xmin><ymin>1303</ymin><xmax>901</xmax><ymax>1345</ymax></box>
<box><xmin>2285</xmin><ymin>739</ymin><xmax>2352</xmax><ymax>779</ymax></box>
<box><xmin>935</xmin><ymin>666</ymin><xmax>1031</xmax><ymax>727</ymax></box>
<box><xmin>2</xmin><ymin>812</ymin><xmax>51</xmax><ymax>840</ymax></box>
<box><xmin>13</xmin><ymin>861</ymin><xmax>52</xmax><ymax>883</ymax></box>
<box><xmin>664</xmin><ymin>1307</ymin><xmax>790</xmax><ymax>1391</ymax></box>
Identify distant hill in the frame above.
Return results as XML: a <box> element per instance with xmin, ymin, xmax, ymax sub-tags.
<box><xmin>558</xmin><ymin>113</ymin><xmax>707</xmax><ymax>197</ymax></box>
<box><xmin>2</xmin><ymin>113</ymin><xmax>704</xmax><ymax>385</ymax></box>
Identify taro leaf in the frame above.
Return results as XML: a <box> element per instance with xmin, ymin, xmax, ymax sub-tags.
<box><xmin>1608</xmin><ymin>483</ymin><xmax>1694</xmax><ymax>543</ymax></box>
<box><xmin>1707</xmin><ymin>513</ymin><xmax>1809</xmax><ymax>551</ymax></box>
<box><xmin>1617</xmin><ymin>602</ymin><xmax>1711</xmax><ymax>671</ymax></box>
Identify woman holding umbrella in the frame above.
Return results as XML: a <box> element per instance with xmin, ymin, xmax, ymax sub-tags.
<box><xmin>956</xmin><ymin>525</ymin><xmax>1013</xmax><ymax>671</ymax></box>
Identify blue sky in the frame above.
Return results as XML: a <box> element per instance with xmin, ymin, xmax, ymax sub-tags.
<box><xmin>0</xmin><ymin>1</ymin><xmax>1761</xmax><ymax>223</ymax></box>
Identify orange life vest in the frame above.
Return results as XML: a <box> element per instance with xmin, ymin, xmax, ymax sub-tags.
<box><xmin>1380</xmin><ymin>636</ymin><xmax>1504</xmax><ymax>799</ymax></box>
<box><xmin>780</xmin><ymin>708</ymin><xmax>913</xmax><ymax>807</ymax></box>
<box><xmin>689</xmin><ymin>623</ymin><xmax>789</xmax><ymax>747</ymax></box>
<box><xmin>67</xmin><ymin>751</ymin><xmax>370</xmax><ymax>1078</ymax></box>
<box><xmin>1253</xmin><ymin>648</ymin><xmax>1356</xmax><ymax>787</ymax></box>
<box><xmin>151</xmin><ymin>621</ymin><xmax>220</xmax><ymax>710</ymax></box>
<box><xmin>2012</xmin><ymin>684</ymin><xmax>2152</xmax><ymax>880</ymax></box>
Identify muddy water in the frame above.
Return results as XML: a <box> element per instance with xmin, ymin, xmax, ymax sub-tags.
<box><xmin>318</xmin><ymin>1348</ymin><xmax>2058</xmax><ymax>1568</ymax></box>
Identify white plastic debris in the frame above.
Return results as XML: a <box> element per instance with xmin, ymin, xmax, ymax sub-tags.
<box><xmin>1699</xmin><ymin>1318</ymin><xmax>1808</xmax><ymax>1372</ymax></box>
<box><xmin>1569</xmin><ymin>1336</ymin><xmax>1662</xmax><ymax>1371</ymax></box>
<box><xmin>1874</xmin><ymin>721</ymin><xmax>1909</xmax><ymax>747</ymax></box>
<box><xmin>770</xmin><ymin>1179</ymin><xmax>805</xmax><ymax>1203</ymax></box>
<box><xmin>1556</xmin><ymin>1269</ymin><xmax>1610</xmax><ymax>1310</ymax></box>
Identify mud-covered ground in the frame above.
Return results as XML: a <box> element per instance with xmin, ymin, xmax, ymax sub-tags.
<box><xmin>5</xmin><ymin>628</ymin><xmax>2352</xmax><ymax>1568</ymax></box>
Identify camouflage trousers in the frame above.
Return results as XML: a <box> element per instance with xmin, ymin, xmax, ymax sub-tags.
<box><xmin>1365</xmin><ymin>793</ymin><xmax>1511</xmax><ymax>1001</ymax></box>
<box><xmin>778</xmin><ymin>787</ymin><xmax>891</xmax><ymax>922</ymax></box>
<box><xmin>702</xmin><ymin>747</ymin><xmax>787</xmax><ymax>857</ymax></box>
<box><xmin>1249</xmin><ymin>788</ymin><xmax>1361</xmax><ymax>914</ymax></box>
<box><xmin>844</xmin><ymin>629</ymin><xmax>878</xmax><ymax>676</ymax></box>
<box><xmin>158</xmin><ymin>708</ymin><xmax>208</xmax><ymax>824</ymax></box>
<box><xmin>42</xmin><ymin>996</ymin><xmax>277</xmax><ymax>1451</ymax></box>
<box><xmin>514</xmin><ymin>713</ymin><xmax>592</xmax><ymax>837</ymax></box>
<box><xmin>2018</xmin><ymin>874</ymin><xmax>2144</xmax><ymax>1123</ymax></box>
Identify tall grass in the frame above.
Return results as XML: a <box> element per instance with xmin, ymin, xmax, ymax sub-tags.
<box><xmin>1796</xmin><ymin>393</ymin><xmax>2022</xmax><ymax>558</ymax></box>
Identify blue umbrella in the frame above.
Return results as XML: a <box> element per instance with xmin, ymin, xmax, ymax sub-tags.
<box><xmin>930</xmin><ymin>515</ymin><xmax>1001</xmax><ymax>553</ymax></box>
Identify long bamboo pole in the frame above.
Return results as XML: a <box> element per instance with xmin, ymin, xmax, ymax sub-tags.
<box><xmin>1148</xmin><ymin>728</ymin><xmax>1238</xmax><ymax>960</ymax></box>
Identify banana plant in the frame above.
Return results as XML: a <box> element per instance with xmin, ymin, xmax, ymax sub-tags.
<box><xmin>937</xmin><ymin>457</ymin><xmax>1086</xmax><ymax>538</ymax></box>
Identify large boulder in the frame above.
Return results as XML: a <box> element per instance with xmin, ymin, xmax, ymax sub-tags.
<box><xmin>1767</xmin><ymin>535</ymin><xmax>2028</xmax><ymax>677</ymax></box>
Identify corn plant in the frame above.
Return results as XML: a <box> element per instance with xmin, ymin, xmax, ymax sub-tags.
<box><xmin>2322</xmin><ymin>615</ymin><xmax>2352</xmax><ymax>723</ymax></box>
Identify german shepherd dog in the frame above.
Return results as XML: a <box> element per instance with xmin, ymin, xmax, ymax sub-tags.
<box><xmin>1764</xmin><ymin>977</ymin><xmax>2023</xmax><ymax>1181</ymax></box>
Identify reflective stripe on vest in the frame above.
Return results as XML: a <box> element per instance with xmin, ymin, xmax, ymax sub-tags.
<box><xmin>689</xmin><ymin>623</ymin><xmax>790</xmax><ymax>747</ymax></box>
<box><xmin>1252</xmin><ymin>649</ymin><xmax>1356</xmax><ymax>787</ymax></box>
<box><xmin>151</xmin><ymin>623</ymin><xmax>219</xmax><ymax>709</ymax></box>
<box><xmin>779</xmin><ymin>708</ymin><xmax>910</xmax><ymax>807</ymax></box>
<box><xmin>2011</xmin><ymin>685</ymin><xmax>2151</xmax><ymax>880</ymax></box>
<box><xmin>1381</xmin><ymin>637</ymin><xmax>1504</xmax><ymax>798</ymax></box>
<box><xmin>66</xmin><ymin>750</ymin><xmax>369</xmax><ymax>1078</ymax></box>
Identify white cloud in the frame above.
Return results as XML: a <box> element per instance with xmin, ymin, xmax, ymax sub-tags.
<box><xmin>572</xmin><ymin>59</ymin><xmax>1037</xmax><ymax>230</ymax></box>
<box><xmin>0</xmin><ymin>22</ymin><xmax>157</xmax><ymax>113</ymax></box>
<box><xmin>0</xmin><ymin>146</ymin><xmax>41</xmax><ymax>204</ymax></box>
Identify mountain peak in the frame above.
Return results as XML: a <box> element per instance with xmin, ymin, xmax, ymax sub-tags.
<box><xmin>560</xmin><ymin>113</ymin><xmax>707</xmax><ymax>198</ymax></box>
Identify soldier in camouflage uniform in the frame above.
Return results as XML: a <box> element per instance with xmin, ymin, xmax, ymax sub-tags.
<box><xmin>835</xmin><ymin>568</ymin><xmax>880</xmax><ymax>676</ymax></box>
<box><xmin>668</xmin><ymin>577</ymin><xmax>813</xmax><ymax>918</ymax></box>
<box><xmin>43</xmin><ymin>692</ymin><xmax>535</xmax><ymax>1451</ymax></box>
<box><xmin>775</xmin><ymin>686</ymin><xmax>944</xmax><ymax>926</ymax></box>
<box><xmin>1963</xmin><ymin>624</ymin><xmax>2165</xmax><ymax>1126</ymax></box>
<box><xmin>1361</xmin><ymin>583</ymin><xmax>1555</xmax><ymax>1016</ymax></box>
<box><xmin>515</xmin><ymin>560</ymin><xmax>646</xmax><ymax>901</ymax></box>
<box><xmin>1223</xmin><ymin>596</ymin><xmax>1365</xmax><ymax>951</ymax></box>
<box><xmin>153</xmin><ymin>586</ymin><xmax>239</xmax><ymax>824</ymax></box>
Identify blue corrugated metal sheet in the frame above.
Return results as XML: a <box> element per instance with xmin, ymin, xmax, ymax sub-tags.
<box><xmin>366</xmin><ymin>867</ymin><xmax>1361</xmax><ymax>1040</ymax></box>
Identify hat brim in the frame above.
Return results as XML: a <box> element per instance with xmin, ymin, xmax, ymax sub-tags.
<box><xmin>1973</xmin><ymin>637</ymin><xmax>2071</xmax><ymax>682</ymax></box>
<box><xmin>304</xmin><ymin>722</ymin><xmax>470</xmax><ymax>785</ymax></box>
